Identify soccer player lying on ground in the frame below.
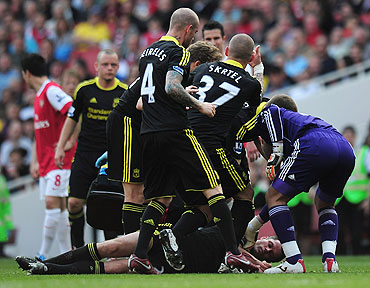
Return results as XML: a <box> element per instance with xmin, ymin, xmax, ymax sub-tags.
<box><xmin>16</xmin><ymin>203</ymin><xmax>284</xmax><ymax>275</ymax></box>
<box><xmin>239</xmin><ymin>94</ymin><xmax>355</xmax><ymax>273</ymax></box>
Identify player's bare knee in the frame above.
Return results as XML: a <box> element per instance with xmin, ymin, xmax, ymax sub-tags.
<box><xmin>203</xmin><ymin>185</ymin><xmax>223</xmax><ymax>198</ymax></box>
<box><xmin>314</xmin><ymin>194</ymin><xmax>334</xmax><ymax>211</ymax></box>
<box><xmin>266</xmin><ymin>186</ymin><xmax>289</xmax><ymax>207</ymax></box>
<box><xmin>235</xmin><ymin>184</ymin><xmax>254</xmax><ymax>201</ymax></box>
<box><xmin>68</xmin><ymin>198</ymin><xmax>84</xmax><ymax>213</ymax></box>
<box><xmin>45</xmin><ymin>196</ymin><xmax>61</xmax><ymax>210</ymax></box>
<box><xmin>156</xmin><ymin>197</ymin><xmax>172</xmax><ymax>207</ymax></box>
<box><xmin>124</xmin><ymin>184</ymin><xmax>144</xmax><ymax>204</ymax></box>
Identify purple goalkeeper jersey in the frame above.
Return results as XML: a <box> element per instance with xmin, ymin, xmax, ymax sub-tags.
<box><xmin>255</xmin><ymin>104</ymin><xmax>338</xmax><ymax>155</ymax></box>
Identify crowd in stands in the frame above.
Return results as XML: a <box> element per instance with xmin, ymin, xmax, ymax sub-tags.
<box><xmin>0</xmin><ymin>0</ymin><xmax>369</xmax><ymax>255</ymax></box>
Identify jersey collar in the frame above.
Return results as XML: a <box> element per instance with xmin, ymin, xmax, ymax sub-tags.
<box><xmin>95</xmin><ymin>77</ymin><xmax>120</xmax><ymax>91</ymax></box>
<box><xmin>223</xmin><ymin>59</ymin><xmax>243</xmax><ymax>69</ymax></box>
<box><xmin>36</xmin><ymin>79</ymin><xmax>51</xmax><ymax>96</ymax></box>
<box><xmin>160</xmin><ymin>35</ymin><xmax>180</xmax><ymax>46</ymax></box>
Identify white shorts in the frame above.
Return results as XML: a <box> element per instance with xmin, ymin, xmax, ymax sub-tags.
<box><xmin>39</xmin><ymin>169</ymin><xmax>71</xmax><ymax>200</ymax></box>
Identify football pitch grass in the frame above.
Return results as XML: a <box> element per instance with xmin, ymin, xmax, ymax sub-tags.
<box><xmin>1</xmin><ymin>256</ymin><xmax>370</xmax><ymax>288</ymax></box>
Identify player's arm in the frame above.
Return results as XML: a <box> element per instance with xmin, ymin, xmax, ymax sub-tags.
<box><xmin>165</xmin><ymin>70</ymin><xmax>215</xmax><ymax>117</ymax></box>
<box><xmin>30</xmin><ymin>141</ymin><xmax>39</xmax><ymax>179</ymax></box>
<box><xmin>64</xmin><ymin>119</ymin><xmax>81</xmax><ymax>151</ymax></box>
<box><xmin>249</xmin><ymin>45</ymin><xmax>264</xmax><ymax>96</ymax></box>
<box><xmin>55</xmin><ymin>118</ymin><xmax>78</xmax><ymax>169</ymax></box>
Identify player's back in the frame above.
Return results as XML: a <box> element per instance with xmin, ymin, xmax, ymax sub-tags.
<box><xmin>188</xmin><ymin>61</ymin><xmax>261</xmax><ymax>148</ymax></box>
<box><xmin>257</xmin><ymin>105</ymin><xmax>338</xmax><ymax>146</ymax></box>
<box><xmin>139</xmin><ymin>36</ymin><xmax>190</xmax><ymax>134</ymax></box>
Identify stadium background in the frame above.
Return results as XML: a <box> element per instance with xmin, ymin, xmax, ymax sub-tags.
<box><xmin>0</xmin><ymin>0</ymin><xmax>369</xmax><ymax>258</ymax></box>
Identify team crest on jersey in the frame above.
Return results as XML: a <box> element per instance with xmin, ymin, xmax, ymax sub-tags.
<box><xmin>113</xmin><ymin>98</ymin><xmax>119</xmax><ymax>108</ymax></box>
<box><xmin>233</xmin><ymin>141</ymin><xmax>243</xmax><ymax>155</ymax></box>
<box><xmin>133</xmin><ymin>168</ymin><xmax>140</xmax><ymax>178</ymax></box>
<box><xmin>39</xmin><ymin>100</ymin><xmax>44</xmax><ymax>107</ymax></box>
<box><xmin>173</xmin><ymin>66</ymin><xmax>184</xmax><ymax>75</ymax></box>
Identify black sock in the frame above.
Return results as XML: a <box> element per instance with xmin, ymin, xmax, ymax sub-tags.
<box><xmin>134</xmin><ymin>200</ymin><xmax>167</xmax><ymax>259</ymax></box>
<box><xmin>208</xmin><ymin>194</ymin><xmax>239</xmax><ymax>255</ymax></box>
<box><xmin>45</xmin><ymin>243</ymin><xmax>101</xmax><ymax>265</ymax></box>
<box><xmin>172</xmin><ymin>208</ymin><xmax>208</xmax><ymax>239</ymax></box>
<box><xmin>69</xmin><ymin>209</ymin><xmax>85</xmax><ymax>248</ymax></box>
<box><xmin>231</xmin><ymin>200</ymin><xmax>255</xmax><ymax>244</ymax></box>
<box><xmin>45</xmin><ymin>260</ymin><xmax>105</xmax><ymax>274</ymax></box>
<box><xmin>122</xmin><ymin>202</ymin><xmax>145</xmax><ymax>234</ymax></box>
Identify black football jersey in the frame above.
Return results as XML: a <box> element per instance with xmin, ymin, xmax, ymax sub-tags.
<box><xmin>113</xmin><ymin>77</ymin><xmax>141</xmax><ymax>126</ymax></box>
<box><xmin>139</xmin><ymin>36</ymin><xmax>190</xmax><ymax>134</ymax></box>
<box><xmin>188</xmin><ymin>60</ymin><xmax>261</xmax><ymax>149</ymax></box>
<box><xmin>68</xmin><ymin>77</ymin><xmax>127</xmax><ymax>152</ymax></box>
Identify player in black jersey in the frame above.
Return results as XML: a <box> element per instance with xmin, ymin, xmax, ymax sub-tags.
<box><xmin>186</xmin><ymin>34</ymin><xmax>262</xmax><ymax>245</ymax></box>
<box><xmin>93</xmin><ymin>41</ymin><xmax>224</xmax><ymax>235</ymax></box>
<box><xmin>55</xmin><ymin>49</ymin><xmax>127</xmax><ymax>248</ymax></box>
<box><xmin>129</xmin><ymin>7</ymin><xmax>255</xmax><ymax>275</ymax></box>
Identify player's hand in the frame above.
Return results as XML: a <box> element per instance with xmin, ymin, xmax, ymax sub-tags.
<box><xmin>95</xmin><ymin>151</ymin><xmax>108</xmax><ymax>168</ymax></box>
<box><xmin>199</xmin><ymin>102</ymin><xmax>216</xmax><ymax>118</ymax></box>
<box><xmin>185</xmin><ymin>85</ymin><xmax>199</xmax><ymax>95</ymax></box>
<box><xmin>30</xmin><ymin>161</ymin><xmax>40</xmax><ymax>179</ymax></box>
<box><xmin>64</xmin><ymin>140</ymin><xmax>75</xmax><ymax>151</ymax></box>
<box><xmin>265</xmin><ymin>153</ymin><xmax>283</xmax><ymax>181</ymax></box>
<box><xmin>245</xmin><ymin>141</ymin><xmax>260</xmax><ymax>162</ymax></box>
<box><xmin>55</xmin><ymin>146</ymin><xmax>66</xmax><ymax>169</ymax></box>
<box><xmin>248</xmin><ymin>45</ymin><xmax>262</xmax><ymax>68</ymax></box>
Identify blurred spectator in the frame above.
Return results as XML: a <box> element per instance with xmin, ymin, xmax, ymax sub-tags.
<box><xmin>312</xmin><ymin>35</ymin><xmax>337</xmax><ymax>75</ymax></box>
<box><xmin>49</xmin><ymin>60</ymin><xmax>65</xmax><ymax>84</ymax></box>
<box><xmin>2</xmin><ymin>147</ymin><xmax>29</xmax><ymax>183</ymax></box>
<box><xmin>303</xmin><ymin>13</ymin><xmax>324</xmax><ymax>47</ymax></box>
<box><xmin>327</xmin><ymin>26</ymin><xmax>352</xmax><ymax>60</ymax></box>
<box><xmin>212</xmin><ymin>0</ymin><xmax>241</xmax><ymax>24</ymax></box>
<box><xmin>23</xmin><ymin>0</ymin><xmax>39</xmax><ymax>53</ymax></box>
<box><xmin>32</xmin><ymin>12</ymin><xmax>51</xmax><ymax>48</ymax></box>
<box><xmin>265</xmin><ymin>65</ymin><xmax>293</xmax><ymax>94</ymax></box>
<box><xmin>39</xmin><ymin>39</ymin><xmax>56</xmax><ymax>76</ymax></box>
<box><xmin>72</xmin><ymin>5</ymin><xmax>111</xmax><ymax>52</ymax></box>
<box><xmin>262</xmin><ymin>28</ymin><xmax>283</xmax><ymax>65</ymax></box>
<box><xmin>69</xmin><ymin>58</ymin><xmax>92</xmax><ymax>81</ymax></box>
<box><xmin>348</xmin><ymin>42</ymin><xmax>365</xmax><ymax>65</ymax></box>
<box><xmin>101</xmin><ymin>0</ymin><xmax>123</xmax><ymax>35</ymax></box>
<box><xmin>60</xmin><ymin>69</ymin><xmax>81</xmax><ymax>97</ymax></box>
<box><xmin>51</xmin><ymin>18</ymin><xmax>74</xmax><ymax>63</ymax></box>
<box><xmin>9</xmin><ymin>34</ymin><xmax>28</xmax><ymax>68</ymax></box>
<box><xmin>0</xmin><ymin>53</ymin><xmax>20</xmax><ymax>101</ymax></box>
<box><xmin>140</xmin><ymin>17</ymin><xmax>165</xmax><ymax>50</ymax></box>
<box><xmin>152</xmin><ymin>0</ymin><xmax>174</xmax><ymax>31</ymax></box>
<box><xmin>0</xmin><ymin>120</ymin><xmax>32</xmax><ymax>168</ymax></box>
<box><xmin>283</xmin><ymin>41</ymin><xmax>309</xmax><ymax>81</ymax></box>
<box><xmin>113</xmin><ymin>14</ymin><xmax>139</xmax><ymax>59</ymax></box>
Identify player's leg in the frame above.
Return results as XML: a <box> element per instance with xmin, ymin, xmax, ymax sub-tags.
<box><xmin>314</xmin><ymin>134</ymin><xmax>355</xmax><ymax>272</ymax></box>
<box><xmin>38</xmin><ymin>194</ymin><xmax>61</xmax><ymax>260</ymax></box>
<box><xmin>56</xmin><ymin>196</ymin><xmax>71</xmax><ymax>253</ymax></box>
<box><xmin>38</xmin><ymin>169</ymin><xmax>71</xmax><ymax>259</ymax></box>
<box><xmin>129</xmin><ymin>132</ymin><xmax>173</xmax><ymax>274</ymax></box>
<box><xmin>108</xmin><ymin>113</ymin><xmax>145</xmax><ymax>234</ymax></box>
<box><xmin>68</xmin><ymin>151</ymin><xmax>100</xmax><ymax>248</ymax></box>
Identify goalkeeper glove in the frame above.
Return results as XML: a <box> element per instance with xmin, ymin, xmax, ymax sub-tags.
<box><xmin>266</xmin><ymin>142</ymin><xmax>284</xmax><ymax>181</ymax></box>
<box><xmin>95</xmin><ymin>151</ymin><xmax>108</xmax><ymax>168</ymax></box>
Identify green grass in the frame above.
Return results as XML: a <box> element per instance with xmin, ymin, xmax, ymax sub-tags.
<box><xmin>1</xmin><ymin>256</ymin><xmax>370</xmax><ymax>288</ymax></box>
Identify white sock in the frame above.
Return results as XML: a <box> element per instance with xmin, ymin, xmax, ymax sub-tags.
<box><xmin>39</xmin><ymin>208</ymin><xmax>61</xmax><ymax>257</ymax></box>
<box><xmin>57</xmin><ymin>209</ymin><xmax>72</xmax><ymax>253</ymax></box>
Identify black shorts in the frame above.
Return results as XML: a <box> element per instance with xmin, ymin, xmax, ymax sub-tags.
<box><xmin>210</xmin><ymin>147</ymin><xmax>250</xmax><ymax>199</ymax></box>
<box><xmin>107</xmin><ymin>110</ymin><xmax>143</xmax><ymax>183</ymax></box>
<box><xmin>141</xmin><ymin>129</ymin><xmax>220</xmax><ymax>203</ymax></box>
<box><xmin>69</xmin><ymin>150</ymin><xmax>102</xmax><ymax>200</ymax></box>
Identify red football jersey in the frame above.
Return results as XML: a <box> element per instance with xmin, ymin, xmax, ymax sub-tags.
<box><xmin>34</xmin><ymin>80</ymin><xmax>76</xmax><ymax>176</ymax></box>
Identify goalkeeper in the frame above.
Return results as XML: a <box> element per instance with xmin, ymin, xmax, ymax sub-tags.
<box><xmin>240</xmin><ymin>94</ymin><xmax>355</xmax><ymax>274</ymax></box>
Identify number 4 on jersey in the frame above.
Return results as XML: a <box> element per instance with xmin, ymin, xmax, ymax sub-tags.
<box><xmin>141</xmin><ymin>63</ymin><xmax>156</xmax><ymax>103</ymax></box>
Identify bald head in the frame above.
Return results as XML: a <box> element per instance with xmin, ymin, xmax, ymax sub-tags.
<box><xmin>228</xmin><ymin>34</ymin><xmax>255</xmax><ymax>61</ymax></box>
<box><xmin>169</xmin><ymin>8</ymin><xmax>199</xmax><ymax>31</ymax></box>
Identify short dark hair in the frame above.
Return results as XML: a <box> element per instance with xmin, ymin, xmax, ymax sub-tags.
<box><xmin>202</xmin><ymin>20</ymin><xmax>225</xmax><ymax>38</ymax></box>
<box><xmin>342</xmin><ymin>125</ymin><xmax>356</xmax><ymax>135</ymax></box>
<box><xmin>21</xmin><ymin>54</ymin><xmax>47</xmax><ymax>77</ymax></box>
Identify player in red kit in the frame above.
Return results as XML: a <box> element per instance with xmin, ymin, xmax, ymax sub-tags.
<box><xmin>21</xmin><ymin>54</ymin><xmax>78</xmax><ymax>260</ymax></box>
